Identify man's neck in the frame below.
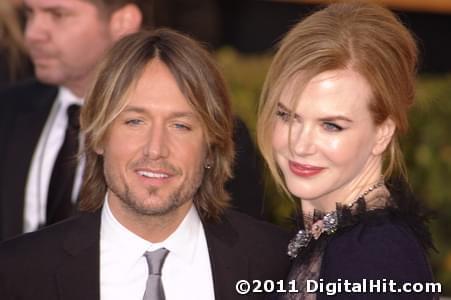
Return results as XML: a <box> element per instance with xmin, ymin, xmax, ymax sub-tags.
<box><xmin>58</xmin><ymin>86</ymin><xmax>84</xmax><ymax>105</ymax></box>
<box><xmin>64</xmin><ymin>83</ymin><xmax>86</xmax><ymax>99</ymax></box>
<box><xmin>63</xmin><ymin>73</ymin><xmax>94</xmax><ymax>98</ymax></box>
<box><xmin>108</xmin><ymin>199</ymin><xmax>194</xmax><ymax>243</ymax></box>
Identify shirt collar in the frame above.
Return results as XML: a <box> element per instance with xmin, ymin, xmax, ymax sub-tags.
<box><xmin>101</xmin><ymin>194</ymin><xmax>201</xmax><ymax>263</ymax></box>
<box><xmin>56</xmin><ymin>86</ymin><xmax>83</xmax><ymax>107</ymax></box>
<box><xmin>155</xmin><ymin>201</ymin><xmax>201</xmax><ymax>263</ymax></box>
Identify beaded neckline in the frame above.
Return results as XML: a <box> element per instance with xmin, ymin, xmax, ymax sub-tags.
<box><xmin>288</xmin><ymin>180</ymin><xmax>386</xmax><ymax>258</ymax></box>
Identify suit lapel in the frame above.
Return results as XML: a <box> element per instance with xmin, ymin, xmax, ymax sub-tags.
<box><xmin>0</xmin><ymin>83</ymin><xmax>57</xmax><ymax>238</ymax></box>
<box><xmin>56</xmin><ymin>211</ymin><xmax>101</xmax><ymax>300</ymax></box>
<box><xmin>204</xmin><ymin>214</ymin><xmax>250</xmax><ymax>300</ymax></box>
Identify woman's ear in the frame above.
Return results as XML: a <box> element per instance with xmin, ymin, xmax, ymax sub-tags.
<box><xmin>109</xmin><ymin>4</ymin><xmax>142</xmax><ymax>41</ymax></box>
<box><xmin>372</xmin><ymin>118</ymin><xmax>396</xmax><ymax>155</ymax></box>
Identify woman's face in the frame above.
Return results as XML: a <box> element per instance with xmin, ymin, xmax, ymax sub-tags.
<box><xmin>272</xmin><ymin>69</ymin><xmax>392</xmax><ymax>211</ymax></box>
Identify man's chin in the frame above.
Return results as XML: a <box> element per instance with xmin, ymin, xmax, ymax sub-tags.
<box><xmin>124</xmin><ymin>192</ymin><xmax>188</xmax><ymax>217</ymax></box>
<box><xmin>127</xmin><ymin>202</ymin><xmax>185</xmax><ymax>217</ymax></box>
<box><xmin>34</xmin><ymin>69</ymin><xmax>65</xmax><ymax>86</ymax></box>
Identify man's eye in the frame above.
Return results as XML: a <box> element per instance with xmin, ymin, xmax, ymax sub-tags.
<box><xmin>173</xmin><ymin>123</ymin><xmax>191</xmax><ymax>131</ymax></box>
<box><xmin>125</xmin><ymin>119</ymin><xmax>143</xmax><ymax>126</ymax></box>
<box><xmin>24</xmin><ymin>8</ymin><xmax>34</xmax><ymax>20</ymax></box>
<box><xmin>276</xmin><ymin>109</ymin><xmax>290</xmax><ymax>122</ymax></box>
<box><xmin>323</xmin><ymin>122</ymin><xmax>343</xmax><ymax>132</ymax></box>
<box><xmin>50</xmin><ymin>9</ymin><xmax>69</xmax><ymax>20</ymax></box>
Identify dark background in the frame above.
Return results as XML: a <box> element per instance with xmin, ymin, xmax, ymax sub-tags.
<box><xmin>152</xmin><ymin>0</ymin><xmax>451</xmax><ymax>73</ymax></box>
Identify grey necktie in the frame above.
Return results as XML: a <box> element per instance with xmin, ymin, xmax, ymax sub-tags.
<box><xmin>143</xmin><ymin>248</ymin><xmax>170</xmax><ymax>300</ymax></box>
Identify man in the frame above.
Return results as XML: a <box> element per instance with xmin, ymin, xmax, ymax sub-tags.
<box><xmin>0</xmin><ymin>29</ymin><xmax>290</xmax><ymax>300</ymax></box>
<box><xmin>0</xmin><ymin>0</ymin><xmax>263</xmax><ymax>241</ymax></box>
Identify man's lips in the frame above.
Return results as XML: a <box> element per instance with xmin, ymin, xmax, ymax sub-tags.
<box><xmin>288</xmin><ymin>161</ymin><xmax>325</xmax><ymax>177</ymax></box>
<box><xmin>135</xmin><ymin>168</ymin><xmax>174</xmax><ymax>186</ymax></box>
<box><xmin>136</xmin><ymin>168</ymin><xmax>172</xmax><ymax>179</ymax></box>
<box><xmin>28</xmin><ymin>50</ymin><xmax>55</xmax><ymax>61</ymax></box>
<box><xmin>30</xmin><ymin>56</ymin><xmax>55</xmax><ymax>66</ymax></box>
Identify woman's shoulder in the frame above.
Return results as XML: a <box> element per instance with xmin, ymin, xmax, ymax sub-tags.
<box><xmin>321</xmin><ymin>213</ymin><xmax>433</xmax><ymax>281</ymax></box>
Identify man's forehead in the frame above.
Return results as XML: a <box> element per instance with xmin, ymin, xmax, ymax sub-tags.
<box><xmin>24</xmin><ymin>0</ymin><xmax>97</xmax><ymax>10</ymax></box>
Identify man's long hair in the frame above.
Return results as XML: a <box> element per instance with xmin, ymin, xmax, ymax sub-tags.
<box><xmin>79</xmin><ymin>29</ymin><xmax>234</xmax><ymax>221</ymax></box>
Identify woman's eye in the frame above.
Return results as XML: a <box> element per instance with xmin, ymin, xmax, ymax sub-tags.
<box><xmin>276</xmin><ymin>109</ymin><xmax>290</xmax><ymax>122</ymax></box>
<box><xmin>323</xmin><ymin>122</ymin><xmax>343</xmax><ymax>132</ymax></box>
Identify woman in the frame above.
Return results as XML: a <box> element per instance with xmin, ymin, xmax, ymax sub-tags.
<box><xmin>257</xmin><ymin>2</ymin><xmax>436</xmax><ymax>299</ymax></box>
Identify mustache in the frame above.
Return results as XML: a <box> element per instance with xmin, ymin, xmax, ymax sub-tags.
<box><xmin>130</xmin><ymin>157</ymin><xmax>181</xmax><ymax>175</ymax></box>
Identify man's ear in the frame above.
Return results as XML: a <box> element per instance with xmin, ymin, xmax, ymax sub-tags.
<box><xmin>204</xmin><ymin>149</ymin><xmax>213</xmax><ymax>169</ymax></box>
<box><xmin>109</xmin><ymin>4</ymin><xmax>142</xmax><ymax>41</ymax></box>
<box><xmin>372</xmin><ymin>118</ymin><xmax>396</xmax><ymax>156</ymax></box>
<box><xmin>94</xmin><ymin>143</ymin><xmax>104</xmax><ymax>156</ymax></box>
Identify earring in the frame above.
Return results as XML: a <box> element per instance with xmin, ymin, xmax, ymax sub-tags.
<box><xmin>205</xmin><ymin>163</ymin><xmax>212</xmax><ymax>169</ymax></box>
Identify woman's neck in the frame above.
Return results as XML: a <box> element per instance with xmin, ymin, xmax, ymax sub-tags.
<box><xmin>301</xmin><ymin>160</ymin><xmax>384</xmax><ymax>214</ymax></box>
<box><xmin>302</xmin><ymin>183</ymin><xmax>391</xmax><ymax>229</ymax></box>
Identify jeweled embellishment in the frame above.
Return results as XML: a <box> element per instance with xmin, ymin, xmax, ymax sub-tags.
<box><xmin>287</xmin><ymin>211</ymin><xmax>338</xmax><ymax>258</ymax></box>
<box><xmin>287</xmin><ymin>230</ymin><xmax>311</xmax><ymax>258</ymax></box>
<box><xmin>323</xmin><ymin>211</ymin><xmax>338</xmax><ymax>234</ymax></box>
<box><xmin>287</xmin><ymin>179</ymin><xmax>384</xmax><ymax>258</ymax></box>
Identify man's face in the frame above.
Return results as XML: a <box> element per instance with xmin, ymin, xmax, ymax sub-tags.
<box><xmin>100</xmin><ymin>59</ymin><xmax>208</xmax><ymax>219</ymax></box>
<box><xmin>24</xmin><ymin>0</ymin><xmax>115</xmax><ymax>95</ymax></box>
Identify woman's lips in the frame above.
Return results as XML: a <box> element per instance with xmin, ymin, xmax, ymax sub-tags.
<box><xmin>288</xmin><ymin>161</ymin><xmax>325</xmax><ymax>177</ymax></box>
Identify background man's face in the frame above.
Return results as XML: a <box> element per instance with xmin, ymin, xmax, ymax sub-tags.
<box><xmin>24</xmin><ymin>0</ymin><xmax>115</xmax><ymax>94</ymax></box>
<box><xmin>100</xmin><ymin>59</ymin><xmax>208</xmax><ymax>219</ymax></box>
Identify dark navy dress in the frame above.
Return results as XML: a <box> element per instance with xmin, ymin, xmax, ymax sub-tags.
<box><xmin>278</xmin><ymin>182</ymin><xmax>438</xmax><ymax>300</ymax></box>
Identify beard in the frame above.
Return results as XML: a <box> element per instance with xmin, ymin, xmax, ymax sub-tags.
<box><xmin>104</xmin><ymin>159</ymin><xmax>205</xmax><ymax>218</ymax></box>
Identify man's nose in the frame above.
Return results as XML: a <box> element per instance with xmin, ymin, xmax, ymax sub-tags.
<box><xmin>24</xmin><ymin>13</ymin><xmax>50</xmax><ymax>45</ymax></box>
<box><xmin>143</xmin><ymin>123</ymin><xmax>170</xmax><ymax>159</ymax></box>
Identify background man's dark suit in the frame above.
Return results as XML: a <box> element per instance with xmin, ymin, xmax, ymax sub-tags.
<box><xmin>0</xmin><ymin>80</ymin><xmax>264</xmax><ymax>241</ymax></box>
<box><xmin>0</xmin><ymin>80</ymin><xmax>57</xmax><ymax>240</ymax></box>
<box><xmin>0</xmin><ymin>208</ymin><xmax>290</xmax><ymax>300</ymax></box>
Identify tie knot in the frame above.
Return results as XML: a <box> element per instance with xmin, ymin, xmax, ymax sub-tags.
<box><xmin>67</xmin><ymin>104</ymin><xmax>81</xmax><ymax>130</ymax></box>
<box><xmin>144</xmin><ymin>248</ymin><xmax>169</xmax><ymax>275</ymax></box>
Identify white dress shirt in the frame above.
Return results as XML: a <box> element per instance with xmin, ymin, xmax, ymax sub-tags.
<box><xmin>100</xmin><ymin>195</ymin><xmax>215</xmax><ymax>300</ymax></box>
<box><xmin>24</xmin><ymin>87</ymin><xmax>84</xmax><ymax>232</ymax></box>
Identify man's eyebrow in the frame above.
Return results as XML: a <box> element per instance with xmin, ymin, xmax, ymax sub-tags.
<box><xmin>25</xmin><ymin>2</ymin><xmax>75</xmax><ymax>12</ymax></box>
<box><xmin>42</xmin><ymin>6</ymin><xmax>69</xmax><ymax>12</ymax></box>
<box><xmin>122</xmin><ymin>106</ymin><xmax>198</xmax><ymax>119</ymax></box>
<box><xmin>170</xmin><ymin>111</ymin><xmax>197</xmax><ymax>119</ymax></box>
<box><xmin>122</xmin><ymin>106</ymin><xmax>146</xmax><ymax>114</ymax></box>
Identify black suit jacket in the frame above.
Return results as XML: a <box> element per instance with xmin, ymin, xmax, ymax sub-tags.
<box><xmin>0</xmin><ymin>80</ymin><xmax>264</xmax><ymax>241</ymax></box>
<box><xmin>0</xmin><ymin>209</ymin><xmax>291</xmax><ymax>299</ymax></box>
<box><xmin>0</xmin><ymin>80</ymin><xmax>57</xmax><ymax>240</ymax></box>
